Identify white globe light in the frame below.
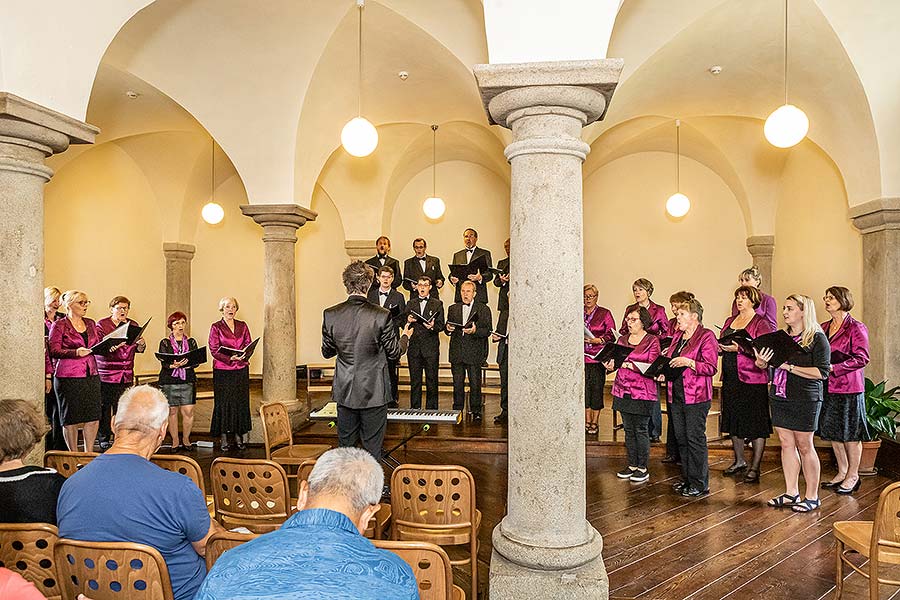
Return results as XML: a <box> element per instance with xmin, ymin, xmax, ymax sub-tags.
<box><xmin>423</xmin><ymin>196</ymin><xmax>446</xmax><ymax>220</ymax></box>
<box><xmin>341</xmin><ymin>117</ymin><xmax>379</xmax><ymax>157</ymax></box>
<box><xmin>201</xmin><ymin>202</ymin><xmax>225</xmax><ymax>225</ymax></box>
<box><xmin>764</xmin><ymin>104</ymin><xmax>809</xmax><ymax>148</ymax></box>
<box><xmin>666</xmin><ymin>192</ymin><xmax>691</xmax><ymax>218</ymax></box>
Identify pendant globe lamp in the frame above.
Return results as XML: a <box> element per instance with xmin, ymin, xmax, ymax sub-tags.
<box><xmin>764</xmin><ymin>0</ymin><xmax>808</xmax><ymax>148</ymax></box>
<box><xmin>341</xmin><ymin>0</ymin><xmax>378</xmax><ymax>157</ymax></box>
<box><xmin>201</xmin><ymin>137</ymin><xmax>224</xmax><ymax>225</ymax></box>
<box><xmin>666</xmin><ymin>119</ymin><xmax>691</xmax><ymax>218</ymax></box>
<box><xmin>422</xmin><ymin>124</ymin><xmax>446</xmax><ymax>220</ymax></box>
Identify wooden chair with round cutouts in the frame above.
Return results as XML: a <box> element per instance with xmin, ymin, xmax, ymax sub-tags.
<box><xmin>54</xmin><ymin>538</ymin><xmax>173</xmax><ymax>600</ymax></box>
<box><xmin>372</xmin><ymin>540</ymin><xmax>465</xmax><ymax>600</ymax></box>
<box><xmin>210</xmin><ymin>457</ymin><xmax>293</xmax><ymax>533</ymax></box>
<box><xmin>258</xmin><ymin>402</ymin><xmax>330</xmax><ymax>482</ymax></box>
<box><xmin>44</xmin><ymin>451</ymin><xmax>99</xmax><ymax>478</ymax></box>
<box><xmin>0</xmin><ymin>522</ymin><xmax>61</xmax><ymax>600</ymax></box>
<box><xmin>204</xmin><ymin>530</ymin><xmax>258</xmax><ymax>571</ymax></box>
<box><xmin>149</xmin><ymin>454</ymin><xmax>206</xmax><ymax>496</ymax></box>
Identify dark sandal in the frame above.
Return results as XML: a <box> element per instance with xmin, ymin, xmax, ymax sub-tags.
<box><xmin>743</xmin><ymin>469</ymin><xmax>760</xmax><ymax>483</ymax></box>
<box><xmin>767</xmin><ymin>493</ymin><xmax>800</xmax><ymax>507</ymax></box>
<box><xmin>791</xmin><ymin>498</ymin><xmax>820</xmax><ymax>513</ymax></box>
<box><xmin>587</xmin><ymin>424</ymin><xmax>599</xmax><ymax>435</ymax></box>
<box><xmin>723</xmin><ymin>463</ymin><xmax>748</xmax><ymax>475</ymax></box>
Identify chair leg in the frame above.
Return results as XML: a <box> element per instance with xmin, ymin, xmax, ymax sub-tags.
<box><xmin>834</xmin><ymin>540</ymin><xmax>843</xmax><ymax>599</ymax></box>
<box><xmin>471</xmin><ymin>536</ymin><xmax>478</xmax><ymax>600</ymax></box>
<box><xmin>869</xmin><ymin>556</ymin><xmax>878</xmax><ymax>600</ymax></box>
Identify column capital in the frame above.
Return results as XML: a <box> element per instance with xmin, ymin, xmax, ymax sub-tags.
<box><xmin>473</xmin><ymin>59</ymin><xmax>624</xmax><ymax>127</ymax></box>
<box><xmin>850</xmin><ymin>197</ymin><xmax>900</xmax><ymax>234</ymax></box>
<box><xmin>345</xmin><ymin>239</ymin><xmax>375</xmax><ymax>259</ymax></box>
<box><xmin>0</xmin><ymin>92</ymin><xmax>98</xmax><ymax>150</ymax></box>
<box><xmin>240</xmin><ymin>204</ymin><xmax>317</xmax><ymax>243</ymax></box>
<box><xmin>746</xmin><ymin>235</ymin><xmax>775</xmax><ymax>258</ymax></box>
<box><xmin>162</xmin><ymin>242</ymin><xmax>196</xmax><ymax>261</ymax></box>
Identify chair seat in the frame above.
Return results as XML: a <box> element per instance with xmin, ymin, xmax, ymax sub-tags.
<box><xmin>271</xmin><ymin>444</ymin><xmax>330</xmax><ymax>462</ymax></box>
<box><xmin>395</xmin><ymin>509</ymin><xmax>481</xmax><ymax>546</ymax></box>
<box><xmin>834</xmin><ymin>521</ymin><xmax>900</xmax><ymax>563</ymax></box>
<box><xmin>452</xmin><ymin>584</ymin><xmax>464</xmax><ymax>600</ymax></box>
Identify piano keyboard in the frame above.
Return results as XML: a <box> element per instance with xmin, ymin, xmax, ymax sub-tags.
<box><xmin>310</xmin><ymin>402</ymin><xmax>461</xmax><ymax>424</ymax></box>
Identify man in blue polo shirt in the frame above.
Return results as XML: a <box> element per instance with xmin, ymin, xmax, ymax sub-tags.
<box><xmin>57</xmin><ymin>385</ymin><xmax>220</xmax><ymax>600</ymax></box>
<box><xmin>195</xmin><ymin>447</ymin><xmax>418</xmax><ymax>600</ymax></box>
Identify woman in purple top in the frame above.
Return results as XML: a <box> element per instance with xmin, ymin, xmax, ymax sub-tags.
<box><xmin>662</xmin><ymin>298</ymin><xmax>718</xmax><ymax>497</ymax></box>
<box><xmin>604</xmin><ymin>306</ymin><xmax>660</xmax><ymax>483</ymax></box>
<box><xmin>718</xmin><ymin>286</ymin><xmax>774</xmax><ymax>483</ymax></box>
<box><xmin>43</xmin><ymin>286</ymin><xmax>67</xmax><ymax>451</ymax></box>
<box><xmin>209</xmin><ymin>297</ymin><xmax>253</xmax><ymax>451</ymax></box>
<box><xmin>661</xmin><ymin>291</ymin><xmax>694</xmax><ymax>464</ymax></box>
<box><xmin>47</xmin><ymin>290</ymin><xmax>101</xmax><ymax>452</ymax></box>
<box><xmin>583</xmin><ymin>284</ymin><xmax>616</xmax><ymax>436</ymax></box>
<box><xmin>159</xmin><ymin>312</ymin><xmax>200</xmax><ymax>451</ymax></box>
<box><xmin>730</xmin><ymin>266</ymin><xmax>778</xmax><ymax>330</ymax></box>
<box><xmin>819</xmin><ymin>286</ymin><xmax>870</xmax><ymax>495</ymax></box>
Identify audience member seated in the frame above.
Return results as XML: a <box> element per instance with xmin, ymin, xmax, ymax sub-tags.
<box><xmin>0</xmin><ymin>398</ymin><xmax>66</xmax><ymax>524</ymax></box>
<box><xmin>57</xmin><ymin>385</ymin><xmax>221</xmax><ymax>600</ymax></box>
<box><xmin>195</xmin><ymin>447</ymin><xmax>418</xmax><ymax>600</ymax></box>
<box><xmin>0</xmin><ymin>566</ymin><xmax>46</xmax><ymax>600</ymax></box>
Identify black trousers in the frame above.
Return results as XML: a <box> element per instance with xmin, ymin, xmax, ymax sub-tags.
<box><xmin>408</xmin><ymin>345</ymin><xmax>440</xmax><ymax>409</ymax></box>
<box><xmin>649</xmin><ymin>390</ymin><xmax>662</xmax><ymax>438</ymax></box>
<box><xmin>665</xmin><ymin>406</ymin><xmax>680</xmax><ymax>458</ymax></box>
<box><xmin>451</xmin><ymin>362</ymin><xmax>482</xmax><ymax>415</ymax></box>
<box><xmin>584</xmin><ymin>362</ymin><xmax>605</xmax><ymax>410</ymax></box>
<box><xmin>621</xmin><ymin>411</ymin><xmax>651</xmax><ymax>469</ymax></box>
<box><xmin>98</xmin><ymin>381</ymin><xmax>130</xmax><ymax>443</ymax></box>
<box><xmin>337</xmin><ymin>403</ymin><xmax>388</xmax><ymax>461</ymax></box>
<box><xmin>498</xmin><ymin>343</ymin><xmax>508</xmax><ymax>414</ymax></box>
<box><xmin>44</xmin><ymin>390</ymin><xmax>67</xmax><ymax>451</ymax></box>
<box><xmin>670</xmin><ymin>399</ymin><xmax>710</xmax><ymax>491</ymax></box>
<box><xmin>387</xmin><ymin>359</ymin><xmax>399</xmax><ymax>407</ymax></box>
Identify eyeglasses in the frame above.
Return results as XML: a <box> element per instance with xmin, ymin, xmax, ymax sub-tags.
<box><xmin>113</xmin><ymin>305</ymin><xmax>130</xmax><ymax>311</ymax></box>
<box><xmin>625</xmin><ymin>317</ymin><xmax>640</xmax><ymax>323</ymax></box>
<box><xmin>583</xmin><ymin>294</ymin><xmax>597</xmax><ymax>299</ymax></box>
<box><xmin>823</xmin><ymin>295</ymin><xmax>835</xmax><ymax>301</ymax></box>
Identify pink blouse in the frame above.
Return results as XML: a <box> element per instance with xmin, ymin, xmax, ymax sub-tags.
<box><xmin>209</xmin><ymin>319</ymin><xmax>252</xmax><ymax>371</ymax></box>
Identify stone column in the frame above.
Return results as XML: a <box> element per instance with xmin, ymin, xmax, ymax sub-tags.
<box><xmin>240</xmin><ymin>204</ymin><xmax>316</xmax><ymax>407</ymax></box>
<box><xmin>474</xmin><ymin>60</ymin><xmax>622</xmax><ymax>599</ymax></box>
<box><xmin>746</xmin><ymin>235</ymin><xmax>775</xmax><ymax>295</ymax></box>
<box><xmin>344</xmin><ymin>239</ymin><xmax>375</xmax><ymax>260</ymax></box>
<box><xmin>850</xmin><ymin>198</ymin><xmax>900</xmax><ymax>383</ymax></box>
<box><xmin>0</xmin><ymin>93</ymin><xmax>96</xmax><ymax>462</ymax></box>
<box><xmin>163</xmin><ymin>242</ymin><xmax>196</xmax><ymax>330</ymax></box>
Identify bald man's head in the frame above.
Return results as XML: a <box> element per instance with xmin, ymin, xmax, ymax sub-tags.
<box><xmin>114</xmin><ymin>385</ymin><xmax>169</xmax><ymax>437</ymax></box>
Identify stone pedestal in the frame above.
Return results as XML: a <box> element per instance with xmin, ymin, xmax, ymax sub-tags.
<box><xmin>344</xmin><ymin>239</ymin><xmax>375</xmax><ymax>260</ymax></box>
<box><xmin>474</xmin><ymin>60</ymin><xmax>623</xmax><ymax>599</ymax></box>
<box><xmin>0</xmin><ymin>93</ymin><xmax>96</xmax><ymax>463</ymax></box>
<box><xmin>163</xmin><ymin>242</ymin><xmax>196</xmax><ymax>331</ymax></box>
<box><xmin>240</xmin><ymin>204</ymin><xmax>316</xmax><ymax>407</ymax></box>
<box><xmin>746</xmin><ymin>235</ymin><xmax>774</xmax><ymax>295</ymax></box>
<box><xmin>851</xmin><ymin>198</ymin><xmax>900</xmax><ymax>384</ymax></box>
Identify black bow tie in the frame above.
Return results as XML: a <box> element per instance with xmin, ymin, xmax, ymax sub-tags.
<box><xmin>380</xmin><ymin>292</ymin><xmax>388</xmax><ymax>296</ymax></box>
<box><xmin>463</xmin><ymin>303</ymin><xmax>471</xmax><ymax>307</ymax></box>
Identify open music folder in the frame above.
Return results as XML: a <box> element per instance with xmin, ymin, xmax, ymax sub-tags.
<box><xmin>409</xmin><ymin>309</ymin><xmax>436</xmax><ymax>324</ymax></box>
<box><xmin>718</xmin><ymin>328</ymin><xmax>754</xmax><ymax>353</ymax></box>
<box><xmin>448</xmin><ymin>254</ymin><xmax>488</xmax><ymax>280</ymax></box>
<box><xmin>219</xmin><ymin>337</ymin><xmax>260</xmax><ymax>360</ymax></box>
<box><xmin>155</xmin><ymin>346</ymin><xmax>208</xmax><ymax>369</ymax></box>
<box><xmin>633</xmin><ymin>355</ymin><xmax>686</xmax><ymax>380</ymax></box>
<box><xmin>751</xmin><ymin>330</ymin><xmax>805</xmax><ymax>368</ymax></box>
<box><xmin>90</xmin><ymin>317</ymin><xmax>151</xmax><ymax>354</ymax></box>
<box><xmin>586</xmin><ymin>342</ymin><xmax>633</xmax><ymax>370</ymax></box>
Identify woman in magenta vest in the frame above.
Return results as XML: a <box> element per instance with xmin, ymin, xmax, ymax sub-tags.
<box><xmin>819</xmin><ymin>286</ymin><xmax>870</xmax><ymax>495</ymax></box>
<box><xmin>663</xmin><ymin>298</ymin><xmax>718</xmax><ymax>497</ymax></box>
<box><xmin>209</xmin><ymin>296</ymin><xmax>253</xmax><ymax>451</ymax></box>
<box><xmin>718</xmin><ymin>286</ymin><xmax>774</xmax><ymax>483</ymax></box>
<box><xmin>43</xmin><ymin>286</ymin><xmax>67</xmax><ymax>451</ymax></box>
<box><xmin>47</xmin><ymin>290</ymin><xmax>101</xmax><ymax>452</ymax></box>
<box><xmin>583</xmin><ymin>284</ymin><xmax>616</xmax><ymax>436</ymax></box>
<box><xmin>605</xmin><ymin>306</ymin><xmax>660</xmax><ymax>483</ymax></box>
<box><xmin>730</xmin><ymin>266</ymin><xmax>778</xmax><ymax>330</ymax></box>
<box><xmin>661</xmin><ymin>291</ymin><xmax>694</xmax><ymax>464</ymax></box>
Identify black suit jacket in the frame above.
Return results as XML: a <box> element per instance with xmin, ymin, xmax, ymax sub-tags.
<box><xmin>445</xmin><ymin>301</ymin><xmax>492</xmax><ymax>365</ymax></box>
<box><xmin>450</xmin><ymin>247</ymin><xmax>492</xmax><ymax>305</ymax></box>
<box><xmin>366</xmin><ymin>288</ymin><xmax>406</xmax><ymax>331</ymax></box>
<box><xmin>493</xmin><ymin>257</ymin><xmax>510</xmax><ymax>312</ymax></box>
<box><xmin>364</xmin><ymin>255</ymin><xmax>402</xmax><ymax>290</ymax></box>
<box><xmin>407</xmin><ymin>296</ymin><xmax>445</xmax><ymax>356</ymax></box>
<box><xmin>494</xmin><ymin>310</ymin><xmax>508</xmax><ymax>364</ymax></box>
<box><xmin>402</xmin><ymin>255</ymin><xmax>444</xmax><ymax>298</ymax></box>
<box><xmin>322</xmin><ymin>295</ymin><xmax>407</xmax><ymax>409</ymax></box>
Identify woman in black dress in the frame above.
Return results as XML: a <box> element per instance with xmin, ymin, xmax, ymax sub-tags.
<box><xmin>158</xmin><ymin>311</ymin><xmax>199</xmax><ymax>451</ymax></box>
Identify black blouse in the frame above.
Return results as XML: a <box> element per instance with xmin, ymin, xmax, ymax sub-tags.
<box><xmin>0</xmin><ymin>465</ymin><xmax>65</xmax><ymax>524</ymax></box>
<box><xmin>780</xmin><ymin>330</ymin><xmax>831</xmax><ymax>402</ymax></box>
<box><xmin>157</xmin><ymin>337</ymin><xmax>199</xmax><ymax>385</ymax></box>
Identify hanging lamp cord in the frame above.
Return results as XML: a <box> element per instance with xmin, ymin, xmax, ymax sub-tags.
<box><xmin>432</xmin><ymin>124</ymin><xmax>438</xmax><ymax>196</ymax></box>
<box><xmin>783</xmin><ymin>0</ymin><xmax>789</xmax><ymax>105</ymax></box>
<box><xmin>357</xmin><ymin>2</ymin><xmax>364</xmax><ymax>117</ymax></box>
<box><xmin>675</xmin><ymin>119</ymin><xmax>681</xmax><ymax>193</ymax></box>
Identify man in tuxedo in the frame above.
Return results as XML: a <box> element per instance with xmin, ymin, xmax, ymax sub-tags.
<box><xmin>364</xmin><ymin>236</ymin><xmax>401</xmax><ymax>290</ymax></box>
<box><xmin>445</xmin><ymin>280</ymin><xmax>492</xmax><ymax>422</ymax></box>
<box><xmin>366</xmin><ymin>266</ymin><xmax>406</xmax><ymax>407</ymax></box>
<box><xmin>402</xmin><ymin>238</ymin><xmax>444</xmax><ymax>299</ymax></box>
<box><xmin>493</xmin><ymin>237</ymin><xmax>510</xmax><ymax>313</ymax></box>
<box><xmin>405</xmin><ymin>276</ymin><xmax>445</xmax><ymax>410</ymax></box>
<box><xmin>449</xmin><ymin>228</ymin><xmax>492</xmax><ymax>305</ymax></box>
<box><xmin>492</xmin><ymin>310</ymin><xmax>509</xmax><ymax>424</ymax></box>
<box><xmin>322</xmin><ymin>261</ymin><xmax>411</xmax><ymax>459</ymax></box>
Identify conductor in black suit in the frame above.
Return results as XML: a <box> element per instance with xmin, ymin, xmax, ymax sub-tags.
<box><xmin>445</xmin><ymin>280</ymin><xmax>492</xmax><ymax>422</ymax></box>
<box><xmin>405</xmin><ymin>275</ymin><xmax>445</xmax><ymax>410</ymax></box>
<box><xmin>450</xmin><ymin>228</ymin><xmax>492</xmax><ymax>305</ymax></box>
<box><xmin>366</xmin><ymin>266</ymin><xmax>406</xmax><ymax>407</ymax></box>
<box><xmin>364</xmin><ymin>236</ymin><xmax>402</xmax><ymax>291</ymax></box>
<box><xmin>322</xmin><ymin>261</ymin><xmax>412</xmax><ymax>459</ymax></box>
<box><xmin>402</xmin><ymin>238</ymin><xmax>444</xmax><ymax>299</ymax></box>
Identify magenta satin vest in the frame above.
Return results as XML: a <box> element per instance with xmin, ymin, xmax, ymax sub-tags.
<box><xmin>584</xmin><ymin>306</ymin><xmax>616</xmax><ymax>364</ymax></box>
<box><xmin>209</xmin><ymin>319</ymin><xmax>252</xmax><ymax>371</ymax></box>
<box><xmin>48</xmin><ymin>317</ymin><xmax>99</xmax><ymax>378</ymax></box>
<box><xmin>94</xmin><ymin>317</ymin><xmax>141</xmax><ymax>384</ymax></box>
<box><xmin>731</xmin><ymin>292</ymin><xmax>778</xmax><ymax>331</ymax></box>
<box><xmin>620</xmin><ymin>301</ymin><xmax>669</xmax><ymax>337</ymax></box>
<box><xmin>721</xmin><ymin>313</ymin><xmax>774</xmax><ymax>385</ymax></box>
<box><xmin>821</xmin><ymin>314</ymin><xmax>869</xmax><ymax>394</ymax></box>
<box><xmin>611</xmin><ymin>334</ymin><xmax>661</xmax><ymax>401</ymax></box>
<box><xmin>665</xmin><ymin>326</ymin><xmax>718</xmax><ymax>404</ymax></box>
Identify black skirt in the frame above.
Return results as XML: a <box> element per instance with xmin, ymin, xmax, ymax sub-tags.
<box><xmin>211</xmin><ymin>367</ymin><xmax>251</xmax><ymax>435</ymax></box>
<box><xmin>771</xmin><ymin>395</ymin><xmax>821</xmax><ymax>432</ymax></box>
<box><xmin>612</xmin><ymin>394</ymin><xmax>655</xmax><ymax>417</ymax></box>
<box><xmin>721</xmin><ymin>375</ymin><xmax>772</xmax><ymax>439</ymax></box>
<box><xmin>818</xmin><ymin>392</ymin><xmax>870</xmax><ymax>442</ymax></box>
<box><xmin>54</xmin><ymin>375</ymin><xmax>101</xmax><ymax>425</ymax></box>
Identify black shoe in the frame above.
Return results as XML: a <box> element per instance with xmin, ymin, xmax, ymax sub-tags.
<box><xmin>650</xmin><ymin>436</ymin><xmax>661</xmax><ymax>444</ymax></box>
<box><xmin>723</xmin><ymin>463</ymin><xmax>748</xmax><ymax>476</ymax></box>
<box><xmin>381</xmin><ymin>485</ymin><xmax>391</xmax><ymax>502</ymax></box>
<box><xmin>743</xmin><ymin>469</ymin><xmax>760</xmax><ymax>483</ymax></box>
<box><xmin>493</xmin><ymin>412</ymin><xmax>508</xmax><ymax>424</ymax></box>
<box><xmin>681</xmin><ymin>486</ymin><xmax>709</xmax><ymax>497</ymax></box>
<box><xmin>836</xmin><ymin>479</ymin><xmax>861</xmax><ymax>495</ymax></box>
<box><xmin>219</xmin><ymin>434</ymin><xmax>230</xmax><ymax>452</ymax></box>
<box><xmin>672</xmin><ymin>480</ymin><xmax>687</xmax><ymax>493</ymax></box>
<box><xmin>472</xmin><ymin>413</ymin><xmax>483</xmax><ymax>423</ymax></box>
<box><xmin>661</xmin><ymin>455</ymin><xmax>679</xmax><ymax>464</ymax></box>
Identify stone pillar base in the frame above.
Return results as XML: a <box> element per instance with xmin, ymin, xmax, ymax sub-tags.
<box><xmin>490</xmin><ymin>549</ymin><xmax>609</xmax><ymax>599</ymax></box>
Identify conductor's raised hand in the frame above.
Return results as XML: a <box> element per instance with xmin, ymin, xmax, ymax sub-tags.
<box><xmin>401</xmin><ymin>323</ymin><xmax>413</xmax><ymax>338</ymax></box>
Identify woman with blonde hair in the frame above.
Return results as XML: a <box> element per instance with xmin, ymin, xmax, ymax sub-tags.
<box><xmin>209</xmin><ymin>296</ymin><xmax>253</xmax><ymax>451</ymax></box>
<box><xmin>755</xmin><ymin>294</ymin><xmax>830</xmax><ymax>513</ymax></box>
<box><xmin>583</xmin><ymin>284</ymin><xmax>616</xmax><ymax>435</ymax></box>
<box><xmin>43</xmin><ymin>286</ymin><xmax>67</xmax><ymax>450</ymax></box>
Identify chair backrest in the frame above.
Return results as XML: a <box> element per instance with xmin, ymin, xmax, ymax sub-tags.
<box><xmin>149</xmin><ymin>454</ymin><xmax>206</xmax><ymax>496</ymax></box>
<box><xmin>391</xmin><ymin>464</ymin><xmax>477</xmax><ymax>529</ymax></box>
<box><xmin>372</xmin><ymin>540</ymin><xmax>455</xmax><ymax>600</ymax></box>
<box><xmin>873</xmin><ymin>480</ymin><xmax>900</xmax><ymax>553</ymax></box>
<box><xmin>54</xmin><ymin>538</ymin><xmax>173</xmax><ymax>600</ymax></box>
<box><xmin>259</xmin><ymin>402</ymin><xmax>292</xmax><ymax>459</ymax></box>
<box><xmin>211</xmin><ymin>457</ymin><xmax>292</xmax><ymax>533</ymax></box>
<box><xmin>204</xmin><ymin>531</ymin><xmax>258</xmax><ymax>571</ymax></box>
<box><xmin>296</xmin><ymin>458</ymin><xmax>316</xmax><ymax>484</ymax></box>
<box><xmin>0</xmin><ymin>522</ymin><xmax>61</xmax><ymax>599</ymax></box>
<box><xmin>44</xmin><ymin>451</ymin><xmax>99</xmax><ymax>478</ymax></box>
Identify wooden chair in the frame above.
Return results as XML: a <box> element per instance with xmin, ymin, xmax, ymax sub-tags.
<box><xmin>259</xmin><ymin>402</ymin><xmax>330</xmax><ymax>477</ymax></box>
<box><xmin>211</xmin><ymin>457</ymin><xmax>292</xmax><ymax>533</ymax></box>
<box><xmin>391</xmin><ymin>465</ymin><xmax>480</xmax><ymax>600</ymax></box>
<box><xmin>833</xmin><ymin>480</ymin><xmax>900</xmax><ymax>598</ymax></box>
<box><xmin>149</xmin><ymin>454</ymin><xmax>206</xmax><ymax>496</ymax></box>
<box><xmin>44</xmin><ymin>451</ymin><xmax>99</xmax><ymax>478</ymax></box>
<box><xmin>0</xmin><ymin>523</ymin><xmax>61</xmax><ymax>600</ymax></box>
<box><xmin>204</xmin><ymin>530</ymin><xmax>258</xmax><ymax>571</ymax></box>
<box><xmin>373</xmin><ymin>540</ymin><xmax>464</xmax><ymax>600</ymax></box>
<box><xmin>54</xmin><ymin>538</ymin><xmax>173</xmax><ymax>600</ymax></box>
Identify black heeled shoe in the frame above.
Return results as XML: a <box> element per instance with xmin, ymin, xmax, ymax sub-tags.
<box><xmin>836</xmin><ymin>478</ymin><xmax>861</xmax><ymax>495</ymax></box>
<box><xmin>219</xmin><ymin>434</ymin><xmax>230</xmax><ymax>451</ymax></box>
<box><xmin>236</xmin><ymin>434</ymin><xmax>247</xmax><ymax>451</ymax></box>
<box><xmin>723</xmin><ymin>463</ymin><xmax>747</xmax><ymax>476</ymax></box>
